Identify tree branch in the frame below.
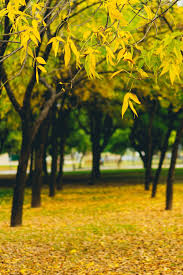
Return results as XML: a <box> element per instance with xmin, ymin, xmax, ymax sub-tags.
<box><xmin>32</xmin><ymin>90</ymin><xmax>64</xmax><ymax>141</ymax></box>
<box><xmin>1</xmin><ymin>66</ymin><xmax>23</xmax><ymax>116</ymax></box>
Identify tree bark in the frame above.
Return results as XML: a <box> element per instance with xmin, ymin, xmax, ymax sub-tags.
<box><xmin>166</xmin><ymin>117</ymin><xmax>183</xmax><ymax>210</ymax></box>
<box><xmin>26</xmin><ymin>147</ymin><xmax>34</xmax><ymax>186</ymax></box>
<box><xmin>78</xmin><ymin>153</ymin><xmax>84</xmax><ymax>169</ymax></box>
<box><xmin>90</xmin><ymin>110</ymin><xmax>102</xmax><ymax>182</ymax></box>
<box><xmin>57</xmin><ymin>137</ymin><xmax>65</xmax><ymax>190</ymax></box>
<box><xmin>49</xmin><ymin>104</ymin><xmax>58</xmax><ymax>197</ymax></box>
<box><xmin>92</xmin><ymin>142</ymin><xmax>101</xmax><ymax>180</ymax></box>
<box><xmin>144</xmin><ymin>101</ymin><xmax>157</xmax><ymax>190</ymax></box>
<box><xmin>31</xmin><ymin>147</ymin><xmax>42</xmax><ymax>207</ymax></box>
<box><xmin>152</xmin><ymin>127</ymin><xmax>171</xmax><ymax>197</ymax></box>
<box><xmin>10</xmin><ymin>123</ymin><xmax>31</xmax><ymax>227</ymax></box>
<box><xmin>42</xmin><ymin>146</ymin><xmax>48</xmax><ymax>177</ymax></box>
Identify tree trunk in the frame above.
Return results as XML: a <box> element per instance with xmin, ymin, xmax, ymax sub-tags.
<box><xmin>166</xmin><ymin>117</ymin><xmax>183</xmax><ymax>210</ymax></box>
<box><xmin>152</xmin><ymin>127</ymin><xmax>171</xmax><ymax>198</ymax></box>
<box><xmin>10</xmin><ymin>124</ymin><xmax>31</xmax><ymax>227</ymax></box>
<box><xmin>144</xmin><ymin>101</ymin><xmax>157</xmax><ymax>191</ymax></box>
<box><xmin>31</xmin><ymin>147</ymin><xmax>42</xmax><ymax>207</ymax></box>
<box><xmin>144</xmin><ymin>153</ymin><xmax>153</xmax><ymax>190</ymax></box>
<box><xmin>90</xmin><ymin>109</ymin><xmax>102</xmax><ymax>183</ymax></box>
<box><xmin>138</xmin><ymin>151</ymin><xmax>147</xmax><ymax>169</ymax></box>
<box><xmin>49</xmin><ymin>104</ymin><xmax>58</xmax><ymax>197</ymax></box>
<box><xmin>57</xmin><ymin>137</ymin><xmax>65</xmax><ymax>190</ymax></box>
<box><xmin>26</xmin><ymin>147</ymin><xmax>34</xmax><ymax>186</ymax></box>
<box><xmin>92</xmin><ymin>142</ymin><xmax>101</xmax><ymax>180</ymax></box>
<box><xmin>42</xmin><ymin>143</ymin><xmax>48</xmax><ymax>177</ymax></box>
<box><xmin>31</xmin><ymin>117</ymin><xmax>50</xmax><ymax>206</ymax></box>
<box><xmin>78</xmin><ymin>153</ymin><xmax>84</xmax><ymax>169</ymax></box>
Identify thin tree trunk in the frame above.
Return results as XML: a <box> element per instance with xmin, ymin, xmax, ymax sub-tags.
<box><xmin>78</xmin><ymin>153</ymin><xmax>84</xmax><ymax>169</ymax></box>
<box><xmin>138</xmin><ymin>151</ymin><xmax>147</xmax><ymax>169</ymax></box>
<box><xmin>166</xmin><ymin>117</ymin><xmax>183</xmax><ymax>210</ymax></box>
<box><xmin>26</xmin><ymin>147</ymin><xmax>34</xmax><ymax>186</ymax></box>
<box><xmin>92</xmin><ymin>142</ymin><xmax>101</xmax><ymax>180</ymax></box>
<box><xmin>50</xmin><ymin>140</ymin><xmax>57</xmax><ymax>196</ymax></box>
<box><xmin>57</xmin><ymin>137</ymin><xmax>65</xmax><ymax>190</ymax></box>
<box><xmin>144</xmin><ymin>102</ymin><xmax>157</xmax><ymax>190</ymax></box>
<box><xmin>29</xmin><ymin>147</ymin><xmax>34</xmax><ymax>175</ymax></box>
<box><xmin>90</xmin><ymin>110</ymin><xmax>102</xmax><ymax>183</ymax></box>
<box><xmin>31</xmin><ymin>116</ymin><xmax>50</xmax><ymax>206</ymax></box>
<box><xmin>11</xmin><ymin>124</ymin><xmax>31</xmax><ymax>227</ymax></box>
<box><xmin>31</xmin><ymin>147</ymin><xmax>43</xmax><ymax>207</ymax></box>
<box><xmin>43</xmin><ymin>144</ymin><xmax>48</xmax><ymax>177</ymax></box>
<box><xmin>152</xmin><ymin>127</ymin><xmax>171</xmax><ymax>197</ymax></box>
<box><xmin>49</xmin><ymin>104</ymin><xmax>58</xmax><ymax>197</ymax></box>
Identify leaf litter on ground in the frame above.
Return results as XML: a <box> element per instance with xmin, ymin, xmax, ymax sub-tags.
<box><xmin>0</xmin><ymin>182</ymin><xmax>183</xmax><ymax>274</ymax></box>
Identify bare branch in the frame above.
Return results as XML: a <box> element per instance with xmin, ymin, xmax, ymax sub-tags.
<box><xmin>1</xmin><ymin>66</ymin><xmax>23</xmax><ymax>116</ymax></box>
<box><xmin>32</xmin><ymin>90</ymin><xmax>64</xmax><ymax>141</ymax></box>
<box><xmin>40</xmin><ymin>77</ymin><xmax>56</xmax><ymax>95</ymax></box>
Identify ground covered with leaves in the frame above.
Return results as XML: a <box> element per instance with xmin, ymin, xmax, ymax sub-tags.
<box><xmin>0</xmin><ymin>180</ymin><xmax>183</xmax><ymax>274</ymax></box>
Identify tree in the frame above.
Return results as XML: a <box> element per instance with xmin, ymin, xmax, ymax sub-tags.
<box><xmin>0</xmin><ymin>0</ymin><xmax>182</xmax><ymax>226</ymax></box>
<box><xmin>106</xmin><ymin>128</ymin><xmax>131</xmax><ymax>158</ymax></box>
<box><xmin>74</xmin><ymin>79</ymin><xmax>122</xmax><ymax>182</ymax></box>
<box><xmin>151</xmin><ymin>105</ymin><xmax>178</xmax><ymax>198</ymax></box>
<box><xmin>130</xmin><ymin>99</ymin><xmax>170</xmax><ymax>190</ymax></box>
<box><xmin>166</xmin><ymin>114</ymin><xmax>183</xmax><ymax>210</ymax></box>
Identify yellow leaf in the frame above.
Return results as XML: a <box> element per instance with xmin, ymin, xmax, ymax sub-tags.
<box><xmin>110</xmin><ymin>69</ymin><xmax>124</xmax><ymax>79</ymax></box>
<box><xmin>36</xmin><ymin>67</ymin><xmax>39</xmax><ymax>84</ymax></box>
<box><xmin>83</xmin><ymin>30</ymin><xmax>91</xmax><ymax>40</ymax></box>
<box><xmin>21</xmin><ymin>33</ymin><xmax>29</xmax><ymax>49</ymax></box>
<box><xmin>0</xmin><ymin>8</ymin><xmax>8</xmax><ymax>17</ymax></box>
<box><xmin>70</xmin><ymin>249</ymin><xmax>77</xmax><ymax>254</ymax></box>
<box><xmin>169</xmin><ymin>64</ymin><xmax>180</xmax><ymax>85</ymax></box>
<box><xmin>108</xmin><ymin>5</ymin><xmax>127</xmax><ymax>25</ymax></box>
<box><xmin>129</xmin><ymin>100</ymin><xmax>138</xmax><ymax>117</ymax></box>
<box><xmin>27</xmin><ymin>47</ymin><xmax>34</xmax><ymax>58</ymax></box>
<box><xmin>30</xmin><ymin>34</ymin><xmax>38</xmax><ymax>46</ymax></box>
<box><xmin>69</xmin><ymin>39</ymin><xmax>80</xmax><ymax>65</ymax></box>
<box><xmin>64</xmin><ymin>42</ymin><xmax>71</xmax><ymax>67</ymax></box>
<box><xmin>20</xmin><ymin>269</ymin><xmax>27</xmax><ymax>275</ymax></box>
<box><xmin>138</xmin><ymin>68</ymin><xmax>148</xmax><ymax>78</ymax></box>
<box><xmin>37</xmin><ymin>65</ymin><xmax>47</xmax><ymax>73</ymax></box>
<box><xmin>123</xmin><ymin>52</ymin><xmax>134</xmax><ymax>64</ymax></box>
<box><xmin>173</xmin><ymin>47</ymin><xmax>182</xmax><ymax>63</ymax></box>
<box><xmin>122</xmin><ymin>93</ymin><xmax>140</xmax><ymax>118</ymax></box>
<box><xmin>43</xmin><ymin>20</ymin><xmax>47</xmax><ymax>27</ymax></box>
<box><xmin>128</xmin><ymin>93</ymin><xmax>141</xmax><ymax>104</ymax></box>
<box><xmin>121</xmin><ymin>93</ymin><xmax>130</xmax><ymax>118</ymax></box>
<box><xmin>160</xmin><ymin>64</ymin><xmax>169</xmax><ymax>76</ymax></box>
<box><xmin>36</xmin><ymin>57</ymin><xmax>46</xmax><ymax>64</ymax></box>
<box><xmin>32</xmin><ymin>19</ymin><xmax>38</xmax><ymax>29</ymax></box>
<box><xmin>32</xmin><ymin>28</ymin><xmax>41</xmax><ymax>42</ymax></box>
<box><xmin>47</xmin><ymin>37</ymin><xmax>56</xmax><ymax>45</ymax></box>
<box><xmin>117</xmin><ymin>48</ymin><xmax>126</xmax><ymax>62</ymax></box>
<box><xmin>135</xmin><ymin>44</ymin><xmax>143</xmax><ymax>51</ymax></box>
<box><xmin>106</xmin><ymin>46</ymin><xmax>115</xmax><ymax>65</ymax></box>
<box><xmin>53</xmin><ymin>40</ymin><xmax>59</xmax><ymax>57</ymax></box>
<box><xmin>56</xmin><ymin>36</ymin><xmax>65</xmax><ymax>43</ymax></box>
<box><xmin>144</xmin><ymin>5</ymin><xmax>153</xmax><ymax>20</ymax></box>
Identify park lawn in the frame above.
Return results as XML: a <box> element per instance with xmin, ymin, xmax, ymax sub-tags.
<box><xmin>0</xmin><ymin>166</ymin><xmax>17</xmax><ymax>171</ymax></box>
<box><xmin>0</xmin><ymin>182</ymin><xmax>183</xmax><ymax>274</ymax></box>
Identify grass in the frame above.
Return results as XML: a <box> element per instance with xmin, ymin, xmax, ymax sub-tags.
<box><xmin>0</xmin><ymin>176</ymin><xmax>183</xmax><ymax>274</ymax></box>
<box><xmin>0</xmin><ymin>165</ymin><xmax>17</xmax><ymax>171</ymax></box>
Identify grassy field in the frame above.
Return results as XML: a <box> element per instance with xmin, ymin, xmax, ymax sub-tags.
<box><xmin>0</xmin><ymin>175</ymin><xmax>183</xmax><ymax>274</ymax></box>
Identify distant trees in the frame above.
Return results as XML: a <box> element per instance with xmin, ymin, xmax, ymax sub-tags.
<box><xmin>105</xmin><ymin>129</ymin><xmax>130</xmax><ymax>159</ymax></box>
<box><xmin>130</xmin><ymin>100</ymin><xmax>167</xmax><ymax>190</ymax></box>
